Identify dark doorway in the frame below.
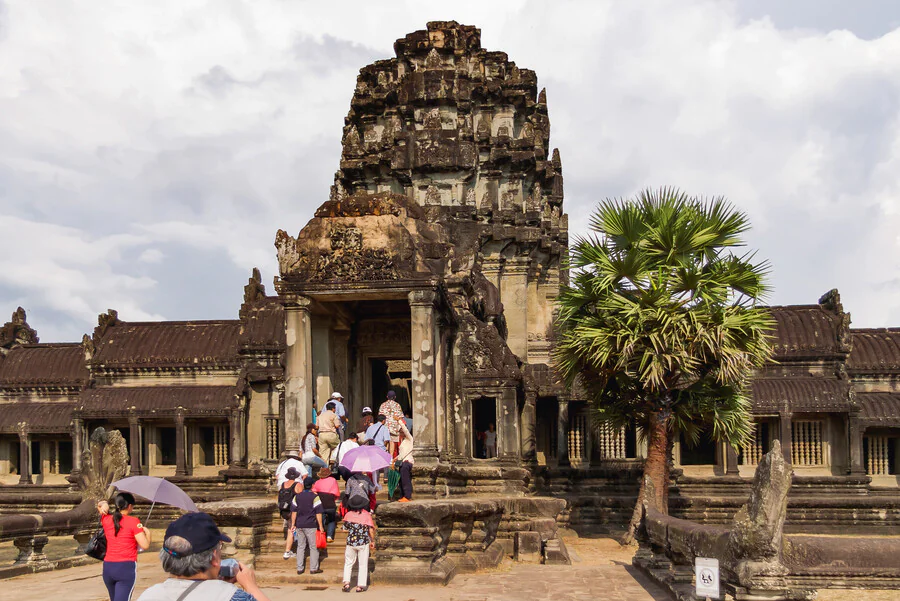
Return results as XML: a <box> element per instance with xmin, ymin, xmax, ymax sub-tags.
<box><xmin>58</xmin><ymin>440</ymin><xmax>73</xmax><ymax>474</ymax></box>
<box><xmin>471</xmin><ymin>397</ymin><xmax>496</xmax><ymax>460</ymax></box>
<box><xmin>159</xmin><ymin>428</ymin><xmax>177</xmax><ymax>465</ymax></box>
<box><xmin>680</xmin><ymin>431</ymin><xmax>717</xmax><ymax>465</ymax></box>
<box><xmin>370</xmin><ymin>359</ymin><xmax>411</xmax><ymax>414</ymax></box>
<box><xmin>30</xmin><ymin>441</ymin><xmax>40</xmax><ymax>475</ymax></box>
<box><xmin>199</xmin><ymin>427</ymin><xmax>215</xmax><ymax>466</ymax></box>
<box><xmin>535</xmin><ymin>398</ymin><xmax>557</xmax><ymax>462</ymax></box>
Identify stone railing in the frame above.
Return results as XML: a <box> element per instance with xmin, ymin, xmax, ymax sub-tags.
<box><xmin>374</xmin><ymin>496</ymin><xmax>568</xmax><ymax>584</ymax></box>
<box><xmin>634</xmin><ymin>440</ymin><xmax>900</xmax><ymax>600</ymax></box>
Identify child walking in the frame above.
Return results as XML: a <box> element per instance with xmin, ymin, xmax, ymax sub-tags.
<box><xmin>341</xmin><ymin>510</ymin><xmax>375</xmax><ymax>593</ymax></box>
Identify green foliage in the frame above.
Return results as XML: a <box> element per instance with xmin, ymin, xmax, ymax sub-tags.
<box><xmin>553</xmin><ymin>188</ymin><xmax>774</xmax><ymax>448</ymax></box>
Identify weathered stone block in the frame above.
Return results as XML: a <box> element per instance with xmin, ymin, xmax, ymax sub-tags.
<box><xmin>514</xmin><ymin>531</ymin><xmax>541</xmax><ymax>563</ymax></box>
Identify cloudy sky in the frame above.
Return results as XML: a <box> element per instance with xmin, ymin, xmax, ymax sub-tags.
<box><xmin>3</xmin><ymin>0</ymin><xmax>900</xmax><ymax>341</ymax></box>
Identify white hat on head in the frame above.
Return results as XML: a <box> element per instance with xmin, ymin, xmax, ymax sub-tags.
<box><xmin>362</xmin><ymin>406</ymin><xmax>372</xmax><ymax>413</ymax></box>
<box><xmin>331</xmin><ymin>392</ymin><xmax>343</xmax><ymax>399</ymax></box>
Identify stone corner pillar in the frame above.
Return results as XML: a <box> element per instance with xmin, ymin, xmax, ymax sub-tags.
<box><xmin>282</xmin><ymin>294</ymin><xmax>313</xmax><ymax>455</ymax></box>
<box><xmin>229</xmin><ymin>398</ymin><xmax>248</xmax><ymax>469</ymax></box>
<box><xmin>409</xmin><ymin>290</ymin><xmax>439</xmax><ymax>463</ymax></box>
<box><xmin>725</xmin><ymin>444</ymin><xmax>740</xmax><ymax>476</ymax></box>
<box><xmin>71</xmin><ymin>415</ymin><xmax>84</xmax><ymax>478</ymax></box>
<box><xmin>498</xmin><ymin>388</ymin><xmax>520</xmax><ymax>463</ymax></box>
<box><xmin>556</xmin><ymin>398</ymin><xmax>570</xmax><ymax>467</ymax></box>
<box><xmin>521</xmin><ymin>390</ymin><xmax>537</xmax><ymax>464</ymax></box>
<box><xmin>127</xmin><ymin>412</ymin><xmax>142</xmax><ymax>476</ymax></box>
<box><xmin>17</xmin><ymin>423</ymin><xmax>31</xmax><ymax>485</ymax></box>
<box><xmin>847</xmin><ymin>412</ymin><xmax>865</xmax><ymax>475</ymax></box>
<box><xmin>175</xmin><ymin>409</ymin><xmax>188</xmax><ymax>477</ymax></box>
<box><xmin>779</xmin><ymin>412</ymin><xmax>793</xmax><ymax>465</ymax></box>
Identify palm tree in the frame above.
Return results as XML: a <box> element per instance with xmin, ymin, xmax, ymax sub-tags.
<box><xmin>553</xmin><ymin>188</ymin><xmax>774</xmax><ymax>540</ymax></box>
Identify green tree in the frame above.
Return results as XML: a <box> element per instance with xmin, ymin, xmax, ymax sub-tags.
<box><xmin>553</xmin><ymin>188</ymin><xmax>774</xmax><ymax>540</ymax></box>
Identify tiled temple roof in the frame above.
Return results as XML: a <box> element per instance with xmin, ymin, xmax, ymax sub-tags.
<box><xmin>79</xmin><ymin>385</ymin><xmax>240</xmax><ymax>417</ymax></box>
<box><xmin>768</xmin><ymin>305</ymin><xmax>847</xmax><ymax>359</ymax></box>
<box><xmin>238</xmin><ymin>298</ymin><xmax>285</xmax><ymax>351</ymax></box>
<box><xmin>0</xmin><ymin>402</ymin><xmax>74</xmax><ymax>433</ymax></box>
<box><xmin>857</xmin><ymin>392</ymin><xmax>900</xmax><ymax>425</ymax></box>
<box><xmin>847</xmin><ymin>329</ymin><xmax>900</xmax><ymax>374</ymax></box>
<box><xmin>93</xmin><ymin>321</ymin><xmax>242</xmax><ymax>369</ymax></box>
<box><xmin>750</xmin><ymin>377</ymin><xmax>852</xmax><ymax>412</ymax></box>
<box><xmin>0</xmin><ymin>344</ymin><xmax>87</xmax><ymax>388</ymax></box>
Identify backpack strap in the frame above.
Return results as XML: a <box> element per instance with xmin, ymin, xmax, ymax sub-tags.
<box><xmin>175</xmin><ymin>580</ymin><xmax>203</xmax><ymax>601</ymax></box>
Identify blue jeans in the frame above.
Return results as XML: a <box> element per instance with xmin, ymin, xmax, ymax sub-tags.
<box><xmin>303</xmin><ymin>456</ymin><xmax>327</xmax><ymax>469</ymax></box>
<box><xmin>323</xmin><ymin>509</ymin><xmax>337</xmax><ymax>539</ymax></box>
<box><xmin>102</xmin><ymin>561</ymin><xmax>136</xmax><ymax>601</ymax></box>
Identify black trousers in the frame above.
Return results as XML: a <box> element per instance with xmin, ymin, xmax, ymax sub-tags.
<box><xmin>337</xmin><ymin>466</ymin><xmax>352</xmax><ymax>481</ymax></box>
<box><xmin>399</xmin><ymin>461</ymin><xmax>413</xmax><ymax>499</ymax></box>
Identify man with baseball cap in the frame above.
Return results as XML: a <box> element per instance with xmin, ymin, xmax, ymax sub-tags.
<box><xmin>329</xmin><ymin>391</ymin><xmax>348</xmax><ymax>440</ymax></box>
<box><xmin>138</xmin><ymin>512</ymin><xmax>270</xmax><ymax>601</ymax></box>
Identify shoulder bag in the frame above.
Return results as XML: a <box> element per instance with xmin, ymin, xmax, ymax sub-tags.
<box><xmin>85</xmin><ymin>517</ymin><xmax>107</xmax><ymax>560</ymax></box>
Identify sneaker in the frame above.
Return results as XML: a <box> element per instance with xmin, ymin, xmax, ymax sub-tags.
<box><xmin>283</xmin><ymin>551</ymin><xmax>296</xmax><ymax>560</ymax></box>
<box><xmin>297</xmin><ymin>570</ymin><xmax>305</xmax><ymax>575</ymax></box>
<box><xmin>398</xmin><ymin>497</ymin><xmax>411</xmax><ymax>503</ymax></box>
<box><xmin>327</xmin><ymin>537</ymin><xmax>334</xmax><ymax>542</ymax></box>
<box><xmin>310</xmin><ymin>569</ymin><xmax>324</xmax><ymax>575</ymax></box>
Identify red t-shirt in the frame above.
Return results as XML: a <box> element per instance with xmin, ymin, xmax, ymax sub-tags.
<box><xmin>101</xmin><ymin>513</ymin><xmax>143</xmax><ymax>562</ymax></box>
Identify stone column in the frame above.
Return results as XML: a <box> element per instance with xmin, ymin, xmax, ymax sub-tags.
<box><xmin>331</xmin><ymin>330</ymin><xmax>351</xmax><ymax>415</ymax></box>
<box><xmin>452</xmin><ymin>393</ymin><xmax>470</xmax><ymax>459</ymax></box>
<box><xmin>725</xmin><ymin>444</ymin><xmax>740</xmax><ymax>476</ymax></box>
<box><xmin>557</xmin><ymin>398</ymin><xmax>570</xmax><ymax>467</ymax></box>
<box><xmin>500</xmin><ymin>257</ymin><xmax>529</xmax><ymax>360</ymax></box>
<box><xmin>779</xmin><ymin>412</ymin><xmax>793</xmax><ymax>465</ymax></box>
<box><xmin>127</xmin><ymin>414</ymin><xmax>142</xmax><ymax>476</ymax></box>
<box><xmin>17</xmin><ymin>425</ymin><xmax>30</xmax><ymax>485</ymax></box>
<box><xmin>848</xmin><ymin>412</ymin><xmax>865</xmax><ymax>475</ymax></box>
<box><xmin>283</xmin><ymin>295</ymin><xmax>313</xmax><ymax>454</ymax></box>
<box><xmin>71</xmin><ymin>416</ymin><xmax>84</xmax><ymax>477</ymax></box>
<box><xmin>521</xmin><ymin>391</ymin><xmax>537</xmax><ymax>464</ymax></box>
<box><xmin>175</xmin><ymin>410</ymin><xmax>188</xmax><ymax>477</ymax></box>
<box><xmin>312</xmin><ymin>320</ymin><xmax>333</xmax><ymax>410</ymax></box>
<box><xmin>229</xmin><ymin>400</ymin><xmax>247</xmax><ymax>469</ymax></box>
<box><xmin>409</xmin><ymin>290</ymin><xmax>439</xmax><ymax>462</ymax></box>
<box><xmin>498</xmin><ymin>388</ymin><xmax>520</xmax><ymax>462</ymax></box>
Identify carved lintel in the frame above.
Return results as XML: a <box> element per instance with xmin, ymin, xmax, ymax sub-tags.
<box><xmin>408</xmin><ymin>289</ymin><xmax>438</xmax><ymax>307</ymax></box>
<box><xmin>281</xmin><ymin>294</ymin><xmax>312</xmax><ymax>311</ymax></box>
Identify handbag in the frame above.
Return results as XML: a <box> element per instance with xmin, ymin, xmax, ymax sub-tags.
<box><xmin>85</xmin><ymin>519</ymin><xmax>107</xmax><ymax>560</ymax></box>
<box><xmin>315</xmin><ymin>529</ymin><xmax>328</xmax><ymax>550</ymax></box>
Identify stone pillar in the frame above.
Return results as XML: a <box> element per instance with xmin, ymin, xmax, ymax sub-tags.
<box><xmin>500</xmin><ymin>257</ymin><xmax>529</xmax><ymax>360</ymax></box>
<box><xmin>409</xmin><ymin>290</ymin><xmax>439</xmax><ymax>462</ymax></box>
<box><xmin>557</xmin><ymin>398</ymin><xmax>570</xmax><ymax>467</ymax></box>
<box><xmin>312</xmin><ymin>320</ymin><xmax>333</xmax><ymax>409</ymax></box>
<box><xmin>175</xmin><ymin>410</ymin><xmax>188</xmax><ymax>477</ymax></box>
<box><xmin>229</xmin><ymin>400</ymin><xmax>247</xmax><ymax>469</ymax></box>
<box><xmin>127</xmin><ymin>413</ymin><xmax>142</xmax><ymax>476</ymax></box>
<box><xmin>17</xmin><ymin>425</ymin><xmax>30</xmax><ymax>485</ymax></box>
<box><xmin>848</xmin><ymin>413</ymin><xmax>865</xmax><ymax>475</ymax></box>
<box><xmin>452</xmin><ymin>393</ymin><xmax>470</xmax><ymax>459</ymax></box>
<box><xmin>331</xmin><ymin>330</ymin><xmax>351</xmax><ymax>415</ymax></box>
<box><xmin>71</xmin><ymin>416</ymin><xmax>84</xmax><ymax>477</ymax></box>
<box><xmin>521</xmin><ymin>391</ymin><xmax>537</xmax><ymax>464</ymax></box>
<box><xmin>726</xmin><ymin>444</ymin><xmax>740</xmax><ymax>476</ymax></box>
<box><xmin>498</xmin><ymin>388</ymin><xmax>520</xmax><ymax>462</ymax></box>
<box><xmin>283</xmin><ymin>294</ymin><xmax>313</xmax><ymax>453</ymax></box>
<box><xmin>779</xmin><ymin>412</ymin><xmax>792</xmax><ymax>465</ymax></box>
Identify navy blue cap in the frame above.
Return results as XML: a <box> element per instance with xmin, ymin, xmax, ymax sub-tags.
<box><xmin>163</xmin><ymin>512</ymin><xmax>231</xmax><ymax>555</ymax></box>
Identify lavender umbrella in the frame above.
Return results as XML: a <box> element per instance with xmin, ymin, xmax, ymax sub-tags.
<box><xmin>340</xmin><ymin>446</ymin><xmax>392</xmax><ymax>473</ymax></box>
<box><xmin>112</xmin><ymin>476</ymin><xmax>198</xmax><ymax>522</ymax></box>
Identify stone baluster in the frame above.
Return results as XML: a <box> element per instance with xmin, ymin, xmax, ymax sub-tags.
<box><xmin>14</xmin><ymin>535</ymin><xmax>49</xmax><ymax>566</ymax></box>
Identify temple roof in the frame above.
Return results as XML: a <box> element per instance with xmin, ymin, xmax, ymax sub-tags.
<box><xmin>0</xmin><ymin>344</ymin><xmax>87</xmax><ymax>388</ymax></box>
<box><xmin>847</xmin><ymin>329</ymin><xmax>900</xmax><ymax>374</ymax></box>
<box><xmin>857</xmin><ymin>392</ymin><xmax>900</xmax><ymax>425</ymax></box>
<box><xmin>79</xmin><ymin>385</ymin><xmax>239</xmax><ymax>417</ymax></box>
<box><xmin>0</xmin><ymin>402</ymin><xmax>74</xmax><ymax>433</ymax></box>
<box><xmin>92</xmin><ymin>321</ymin><xmax>242</xmax><ymax>369</ymax></box>
<box><xmin>750</xmin><ymin>377</ymin><xmax>852</xmax><ymax>412</ymax></box>
<box><xmin>768</xmin><ymin>305</ymin><xmax>848</xmax><ymax>359</ymax></box>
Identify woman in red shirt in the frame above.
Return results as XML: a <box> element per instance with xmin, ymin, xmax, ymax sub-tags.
<box><xmin>97</xmin><ymin>493</ymin><xmax>151</xmax><ymax>601</ymax></box>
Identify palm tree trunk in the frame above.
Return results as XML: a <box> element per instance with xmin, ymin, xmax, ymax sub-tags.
<box><xmin>623</xmin><ymin>410</ymin><xmax>669</xmax><ymax>543</ymax></box>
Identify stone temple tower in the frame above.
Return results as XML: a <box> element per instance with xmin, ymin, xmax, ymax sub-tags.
<box><xmin>275</xmin><ymin>21</ymin><xmax>567</xmax><ymax>484</ymax></box>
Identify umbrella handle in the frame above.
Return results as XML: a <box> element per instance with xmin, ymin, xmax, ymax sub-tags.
<box><xmin>146</xmin><ymin>500</ymin><xmax>156</xmax><ymax>524</ymax></box>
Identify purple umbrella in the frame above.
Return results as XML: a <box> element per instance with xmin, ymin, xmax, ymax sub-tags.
<box><xmin>340</xmin><ymin>445</ymin><xmax>392</xmax><ymax>473</ymax></box>
<box><xmin>112</xmin><ymin>476</ymin><xmax>198</xmax><ymax>522</ymax></box>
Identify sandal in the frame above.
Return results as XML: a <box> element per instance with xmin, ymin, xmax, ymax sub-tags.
<box><xmin>342</xmin><ymin>583</ymin><xmax>352</xmax><ymax>593</ymax></box>
<box><xmin>356</xmin><ymin>586</ymin><xmax>368</xmax><ymax>592</ymax></box>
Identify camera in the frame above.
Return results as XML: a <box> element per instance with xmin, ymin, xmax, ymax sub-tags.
<box><xmin>219</xmin><ymin>558</ymin><xmax>239</xmax><ymax>580</ymax></box>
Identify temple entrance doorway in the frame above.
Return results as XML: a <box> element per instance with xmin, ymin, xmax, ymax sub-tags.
<box><xmin>472</xmin><ymin>397</ymin><xmax>496</xmax><ymax>460</ymax></box>
<box><xmin>369</xmin><ymin>358</ymin><xmax>412</xmax><ymax>415</ymax></box>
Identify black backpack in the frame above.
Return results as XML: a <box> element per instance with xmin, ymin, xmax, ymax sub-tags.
<box><xmin>277</xmin><ymin>482</ymin><xmax>296</xmax><ymax>519</ymax></box>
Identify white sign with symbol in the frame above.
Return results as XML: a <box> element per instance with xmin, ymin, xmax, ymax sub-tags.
<box><xmin>695</xmin><ymin>557</ymin><xmax>720</xmax><ymax>598</ymax></box>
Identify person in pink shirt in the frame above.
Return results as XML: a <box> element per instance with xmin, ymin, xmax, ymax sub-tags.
<box><xmin>312</xmin><ymin>467</ymin><xmax>340</xmax><ymax>542</ymax></box>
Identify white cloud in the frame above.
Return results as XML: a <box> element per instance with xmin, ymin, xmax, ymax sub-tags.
<box><xmin>2</xmin><ymin>0</ymin><xmax>900</xmax><ymax>339</ymax></box>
